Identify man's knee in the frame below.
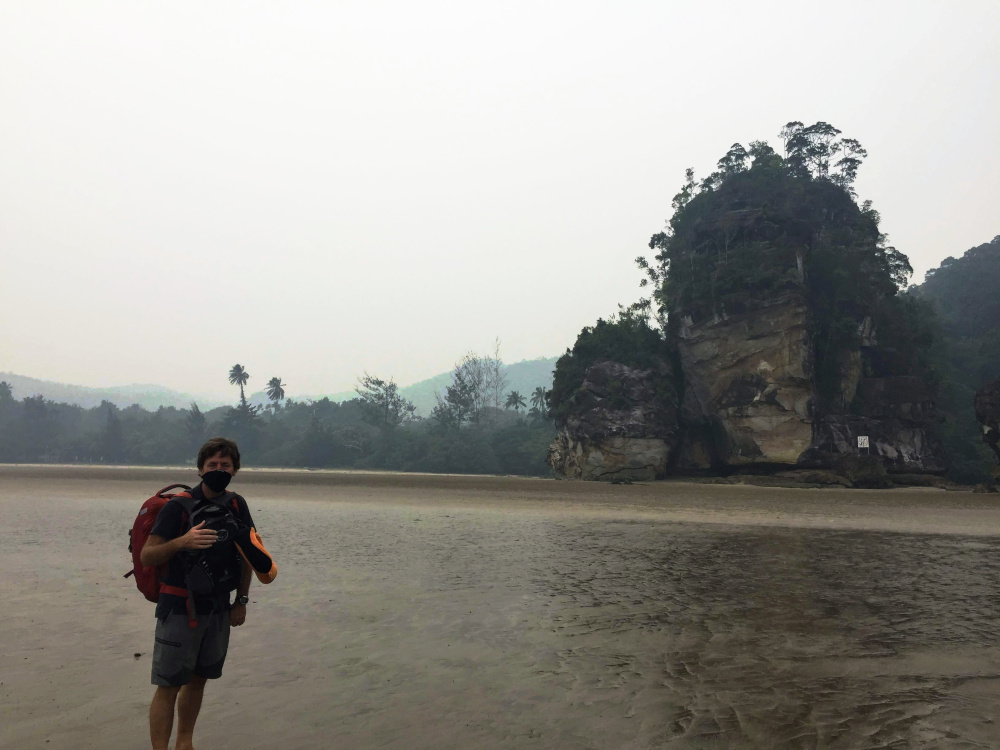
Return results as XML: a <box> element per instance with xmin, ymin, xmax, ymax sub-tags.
<box><xmin>186</xmin><ymin>675</ymin><xmax>208</xmax><ymax>689</ymax></box>
<box><xmin>153</xmin><ymin>685</ymin><xmax>182</xmax><ymax>703</ymax></box>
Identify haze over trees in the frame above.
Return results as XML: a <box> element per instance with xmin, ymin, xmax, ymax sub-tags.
<box><xmin>910</xmin><ymin>236</ymin><xmax>1000</xmax><ymax>481</ymax></box>
<box><xmin>3</xmin><ymin>120</ymin><xmax>994</xmax><ymax>481</ymax></box>
<box><xmin>0</xmin><ymin>347</ymin><xmax>555</xmax><ymax>476</ymax></box>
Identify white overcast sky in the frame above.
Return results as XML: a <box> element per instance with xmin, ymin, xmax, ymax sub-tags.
<box><xmin>1</xmin><ymin>1</ymin><xmax>997</xmax><ymax>400</ymax></box>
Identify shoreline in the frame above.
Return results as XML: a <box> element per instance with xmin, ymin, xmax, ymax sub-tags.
<box><xmin>3</xmin><ymin>463</ymin><xmax>998</xmax><ymax>537</ymax></box>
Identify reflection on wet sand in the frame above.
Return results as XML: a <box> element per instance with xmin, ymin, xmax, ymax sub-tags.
<box><xmin>532</xmin><ymin>521</ymin><xmax>1000</xmax><ymax>748</ymax></box>
<box><xmin>0</xmin><ymin>466</ymin><xmax>998</xmax><ymax>749</ymax></box>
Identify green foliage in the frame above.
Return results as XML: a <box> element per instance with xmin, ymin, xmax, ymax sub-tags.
<box><xmin>0</xmin><ymin>371</ymin><xmax>554</xmax><ymax>477</ymax></box>
<box><xmin>645</xmin><ymin>121</ymin><xmax>913</xmax><ymax>411</ymax></box>
<box><xmin>228</xmin><ymin>364</ymin><xmax>250</xmax><ymax>407</ymax></box>
<box><xmin>100</xmin><ymin>402</ymin><xmax>126</xmax><ymax>462</ymax></box>
<box><xmin>914</xmin><ymin>236</ymin><xmax>1000</xmax><ymax>354</ymax></box>
<box><xmin>355</xmin><ymin>373</ymin><xmax>417</xmax><ymax>432</ymax></box>
<box><xmin>549</xmin><ymin>312</ymin><xmax>670</xmax><ymax>425</ymax></box>
<box><xmin>505</xmin><ymin>391</ymin><xmax>527</xmax><ymax>411</ymax></box>
<box><xmin>430</xmin><ymin>350</ymin><xmax>507</xmax><ymax>427</ymax></box>
<box><xmin>868</xmin><ymin>294</ymin><xmax>941</xmax><ymax>384</ymax></box>
<box><xmin>186</xmin><ymin>402</ymin><xmax>206</xmax><ymax>448</ymax></box>
<box><xmin>432</xmin><ymin>368</ymin><xmax>477</xmax><ymax>428</ymax></box>
<box><xmin>910</xmin><ymin>236</ymin><xmax>1000</xmax><ymax>483</ymax></box>
<box><xmin>529</xmin><ymin>387</ymin><xmax>548</xmax><ymax>418</ymax></box>
<box><xmin>266</xmin><ymin>377</ymin><xmax>286</xmax><ymax>407</ymax></box>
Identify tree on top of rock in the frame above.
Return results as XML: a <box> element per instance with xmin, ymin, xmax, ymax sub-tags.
<box><xmin>640</xmin><ymin>120</ymin><xmax>914</xmax><ymax>408</ymax></box>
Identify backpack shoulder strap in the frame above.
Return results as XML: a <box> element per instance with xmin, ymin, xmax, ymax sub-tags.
<box><xmin>208</xmin><ymin>491</ymin><xmax>239</xmax><ymax>515</ymax></box>
<box><xmin>170</xmin><ymin>492</ymin><xmax>198</xmax><ymax>530</ymax></box>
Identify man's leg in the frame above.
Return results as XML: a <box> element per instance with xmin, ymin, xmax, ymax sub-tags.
<box><xmin>174</xmin><ymin>609</ymin><xmax>231</xmax><ymax>749</ymax></box>
<box><xmin>175</xmin><ymin>675</ymin><xmax>208</xmax><ymax>750</ymax></box>
<box><xmin>149</xmin><ymin>685</ymin><xmax>181</xmax><ymax>750</ymax></box>
<box><xmin>150</xmin><ymin>612</ymin><xmax>203</xmax><ymax>749</ymax></box>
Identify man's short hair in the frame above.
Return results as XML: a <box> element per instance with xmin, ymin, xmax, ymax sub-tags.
<box><xmin>197</xmin><ymin>437</ymin><xmax>241</xmax><ymax>472</ymax></box>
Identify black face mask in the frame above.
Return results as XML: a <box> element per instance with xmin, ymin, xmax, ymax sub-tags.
<box><xmin>200</xmin><ymin>470</ymin><xmax>233</xmax><ymax>493</ymax></box>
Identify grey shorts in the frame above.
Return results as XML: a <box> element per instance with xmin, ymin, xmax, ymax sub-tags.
<box><xmin>151</xmin><ymin>610</ymin><xmax>231</xmax><ymax>687</ymax></box>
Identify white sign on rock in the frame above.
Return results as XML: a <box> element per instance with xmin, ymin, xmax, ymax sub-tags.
<box><xmin>857</xmin><ymin>436</ymin><xmax>870</xmax><ymax>449</ymax></box>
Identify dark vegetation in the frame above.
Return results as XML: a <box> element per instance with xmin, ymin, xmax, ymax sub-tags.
<box><xmin>0</xmin><ymin>353</ymin><xmax>556</xmax><ymax>476</ymax></box>
<box><xmin>550</xmin><ymin>121</ymin><xmax>999</xmax><ymax>483</ymax></box>
<box><xmin>548</xmin><ymin>314</ymin><xmax>673</xmax><ymax>425</ymax></box>
<box><xmin>911</xmin><ymin>236</ymin><xmax>1000</xmax><ymax>482</ymax></box>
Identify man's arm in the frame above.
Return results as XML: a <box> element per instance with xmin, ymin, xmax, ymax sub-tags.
<box><xmin>140</xmin><ymin>522</ymin><xmax>217</xmax><ymax>567</ymax></box>
<box><xmin>231</xmin><ymin>550</ymin><xmax>253</xmax><ymax>627</ymax></box>
<box><xmin>238</xmin><ymin>559</ymin><xmax>252</xmax><ymax>599</ymax></box>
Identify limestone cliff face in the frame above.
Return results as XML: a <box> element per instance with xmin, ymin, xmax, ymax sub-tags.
<box><xmin>548</xmin><ymin>297</ymin><xmax>947</xmax><ymax>480</ymax></box>
<box><xmin>547</xmin><ymin>361</ymin><xmax>679</xmax><ymax>480</ymax></box>
<box><xmin>676</xmin><ymin>292</ymin><xmax>814</xmax><ymax>466</ymax></box>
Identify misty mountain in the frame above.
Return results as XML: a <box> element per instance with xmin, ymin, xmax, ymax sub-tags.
<box><xmin>247</xmin><ymin>356</ymin><xmax>559</xmax><ymax>415</ymax></box>
<box><xmin>3</xmin><ymin>357</ymin><xmax>559</xmax><ymax>415</ymax></box>
<box><xmin>0</xmin><ymin>372</ymin><xmax>224</xmax><ymax>411</ymax></box>
<box><xmin>911</xmin><ymin>235</ymin><xmax>1000</xmax><ymax>345</ymax></box>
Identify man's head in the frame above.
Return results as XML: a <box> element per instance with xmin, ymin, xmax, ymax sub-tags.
<box><xmin>197</xmin><ymin>437</ymin><xmax>241</xmax><ymax>475</ymax></box>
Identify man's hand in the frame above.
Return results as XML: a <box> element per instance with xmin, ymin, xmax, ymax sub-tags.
<box><xmin>230</xmin><ymin>604</ymin><xmax>247</xmax><ymax>627</ymax></box>
<box><xmin>180</xmin><ymin>521</ymin><xmax>217</xmax><ymax>550</ymax></box>
<box><xmin>141</xmin><ymin>525</ymin><xmax>215</xmax><ymax>567</ymax></box>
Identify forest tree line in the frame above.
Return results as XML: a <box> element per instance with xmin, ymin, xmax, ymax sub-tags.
<box><xmin>0</xmin><ymin>348</ymin><xmax>556</xmax><ymax>477</ymax></box>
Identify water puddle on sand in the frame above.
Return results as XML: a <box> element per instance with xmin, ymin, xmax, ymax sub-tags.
<box><xmin>525</xmin><ymin>521</ymin><xmax>1000</xmax><ymax>748</ymax></box>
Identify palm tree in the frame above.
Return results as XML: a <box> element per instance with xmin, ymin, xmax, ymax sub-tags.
<box><xmin>266</xmin><ymin>377</ymin><xmax>286</xmax><ymax>411</ymax></box>
<box><xmin>0</xmin><ymin>381</ymin><xmax>12</xmax><ymax>403</ymax></box>
<box><xmin>530</xmin><ymin>386</ymin><xmax>547</xmax><ymax>415</ymax></box>
<box><xmin>228</xmin><ymin>364</ymin><xmax>250</xmax><ymax>407</ymax></box>
<box><xmin>505</xmin><ymin>390</ymin><xmax>526</xmax><ymax>412</ymax></box>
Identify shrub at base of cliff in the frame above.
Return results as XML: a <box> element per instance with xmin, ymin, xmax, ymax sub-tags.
<box><xmin>973</xmin><ymin>378</ymin><xmax>1000</xmax><ymax>489</ymax></box>
<box><xmin>548</xmin><ymin>315</ymin><xmax>673</xmax><ymax>424</ymax></box>
<box><xmin>547</xmin><ymin>316</ymin><xmax>680</xmax><ymax>480</ymax></box>
<box><xmin>834</xmin><ymin>454</ymin><xmax>893</xmax><ymax>489</ymax></box>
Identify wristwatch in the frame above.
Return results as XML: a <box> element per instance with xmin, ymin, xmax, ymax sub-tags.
<box><xmin>234</xmin><ymin>594</ymin><xmax>249</xmax><ymax>605</ymax></box>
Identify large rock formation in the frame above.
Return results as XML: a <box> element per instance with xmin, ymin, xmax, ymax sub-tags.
<box><xmin>548</xmin><ymin>299</ymin><xmax>947</xmax><ymax>480</ymax></box>
<box><xmin>676</xmin><ymin>292</ymin><xmax>813</xmax><ymax>466</ymax></box>
<box><xmin>547</xmin><ymin>361</ymin><xmax>679</xmax><ymax>480</ymax></box>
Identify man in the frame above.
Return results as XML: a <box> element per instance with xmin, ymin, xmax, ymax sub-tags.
<box><xmin>140</xmin><ymin>436</ymin><xmax>276</xmax><ymax>750</ymax></box>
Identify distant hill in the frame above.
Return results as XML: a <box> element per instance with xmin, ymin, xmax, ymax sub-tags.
<box><xmin>5</xmin><ymin>356</ymin><xmax>559</xmax><ymax>415</ymax></box>
<box><xmin>248</xmin><ymin>356</ymin><xmax>559</xmax><ymax>416</ymax></box>
<box><xmin>0</xmin><ymin>372</ymin><xmax>223</xmax><ymax>411</ymax></box>
<box><xmin>908</xmin><ymin>234</ymin><xmax>1000</xmax><ymax>482</ymax></box>
<box><xmin>911</xmin><ymin>235</ymin><xmax>1000</xmax><ymax>342</ymax></box>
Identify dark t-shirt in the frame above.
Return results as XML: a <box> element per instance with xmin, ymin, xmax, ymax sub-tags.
<box><xmin>151</xmin><ymin>483</ymin><xmax>255</xmax><ymax>618</ymax></box>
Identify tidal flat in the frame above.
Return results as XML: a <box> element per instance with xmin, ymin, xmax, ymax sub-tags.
<box><xmin>2</xmin><ymin>465</ymin><xmax>999</xmax><ymax>749</ymax></box>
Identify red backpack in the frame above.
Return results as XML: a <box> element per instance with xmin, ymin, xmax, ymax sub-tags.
<box><xmin>124</xmin><ymin>483</ymin><xmax>191</xmax><ymax>602</ymax></box>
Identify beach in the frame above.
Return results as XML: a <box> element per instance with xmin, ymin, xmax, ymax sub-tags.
<box><xmin>2</xmin><ymin>465</ymin><xmax>999</xmax><ymax>749</ymax></box>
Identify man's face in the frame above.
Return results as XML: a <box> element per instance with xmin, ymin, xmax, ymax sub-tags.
<box><xmin>200</xmin><ymin>451</ymin><xmax>235</xmax><ymax>476</ymax></box>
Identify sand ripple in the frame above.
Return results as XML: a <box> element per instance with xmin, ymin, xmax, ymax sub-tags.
<box><xmin>1</xmin><ymin>466</ymin><xmax>999</xmax><ymax>749</ymax></box>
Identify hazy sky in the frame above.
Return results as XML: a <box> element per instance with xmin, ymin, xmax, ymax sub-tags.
<box><xmin>2</xmin><ymin>1</ymin><xmax>997</xmax><ymax>401</ymax></box>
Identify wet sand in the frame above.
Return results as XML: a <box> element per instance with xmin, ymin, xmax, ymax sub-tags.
<box><xmin>2</xmin><ymin>465</ymin><xmax>1000</xmax><ymax>749</ymax></box>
